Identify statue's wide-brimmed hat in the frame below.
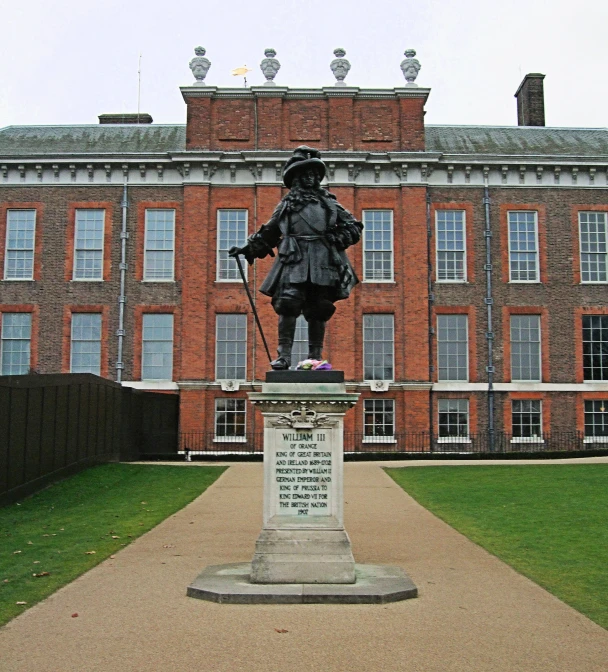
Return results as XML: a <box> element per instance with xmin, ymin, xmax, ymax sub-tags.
<box><xmin>282</xmin><ymin>145</ymin><xmax>326</xmax><ymax>188</ymax></box>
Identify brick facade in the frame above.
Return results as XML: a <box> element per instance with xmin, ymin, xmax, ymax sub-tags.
<box><xmin>1</xmin><ymin>81</ymin><xmax>607</xmax><ymax>448</ymax></box>
<box><xmin>182</xmin><ymin>89</ymin><xmax>426</xmax><ymax>152</ymax></box>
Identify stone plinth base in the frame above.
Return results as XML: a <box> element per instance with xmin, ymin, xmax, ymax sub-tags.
<box><xmin>265</xmin><ymin>370</ymin><xmax>344</xmax><ymax>383</ymax></box>
<box><xmin>250</xmin><ymin>529</ymin><xmax>356</xmax><ymax>584</ymax></box>
<box><xmin>187</xmin><ymin>563</ymin><xmax>418</xmax><ymax>604</ymax></box>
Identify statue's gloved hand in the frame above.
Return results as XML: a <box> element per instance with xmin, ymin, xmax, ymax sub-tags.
<box><xmin>229</xmin><ymin>245</ymin><xmax>255</xmax><ymax>265</ymax></box>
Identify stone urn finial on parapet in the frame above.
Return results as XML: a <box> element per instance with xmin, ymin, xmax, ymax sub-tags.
<box><xmin>189</xmin><ymin>46</ymin><xmax>211</xmax><ymax>85</ymax></box>
<box><xmin>330</xmin><ymin>48</ymin><xmax>351</xmax><ymax>86</ymax></box>
<box><xmin>260</xmin><ymin>48</ymin><xmax>281</xmax><ymax>86</ymax></box>
<box><xmin>400</xmin><ymin>49</ymin><xmax>421</xmax><ymax>86</ymax></box>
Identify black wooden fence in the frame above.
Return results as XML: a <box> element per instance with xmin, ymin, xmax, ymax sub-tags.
<box><xmin>0</xmin><ymin>374</ymin><xmax>178</xmax><ymax>505</ymax></box>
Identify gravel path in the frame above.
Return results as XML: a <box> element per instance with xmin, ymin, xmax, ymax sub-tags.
<box><xmin>1</xmin><ymin>461</ymin><xmax>607</xmax><ymax>672</ymax></box>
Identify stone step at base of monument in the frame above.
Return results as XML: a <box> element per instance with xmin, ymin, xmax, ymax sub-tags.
<box><xmin>187</xmin><ymin>563</ymin><xmax>418</xmax><ymax>604</ymax></box>
<box><xmin>252</xmin><ymin>556</ymin><xmax>356</xmax><ymax>584</ymax></box>
<box><xmin>250</xmin><ymin>528</ymin><xmax>356</xmax><ymax>584</ymax></box>
<box><xmin>252</xmin><ymin>532</ymin><xmax>356</xmax><ymax>557</ymax></box>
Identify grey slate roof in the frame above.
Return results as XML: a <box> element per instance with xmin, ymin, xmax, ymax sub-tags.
<box><xmin>425</xmin><ymin>125</ymin><xmax>608</xmax><ymax>158</ymax></box>
<box><xmin>0</xmin><ymin>125</ymin><xmax>187</xmax><ymax>156</ymax></box>
<box><xmin>0</xmin><ymin>124</ymin><xmax>606</xmax><ymax>159</ymax></box>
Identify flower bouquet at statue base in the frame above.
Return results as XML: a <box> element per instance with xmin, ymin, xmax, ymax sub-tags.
<box><xmin>295</xmin><ymin>359</ymin><xmax>332</xmax><ymax>371</ymax></box>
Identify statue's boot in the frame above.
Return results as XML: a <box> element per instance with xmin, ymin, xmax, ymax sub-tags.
<box><xmin>308</xmin><ymin>319</ymin><xmax>326</xmax><ymax>360</ymax></box>
<box><xmin>270</xmin><ymin>315</ymin><xmax>297</xmax><ymax>370</ymax></box>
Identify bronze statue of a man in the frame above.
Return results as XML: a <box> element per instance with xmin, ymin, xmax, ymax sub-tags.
<box><xmin>230</xmin><ymin>146</ymin><xmax>363</xmax><ymax>369</ymax></box>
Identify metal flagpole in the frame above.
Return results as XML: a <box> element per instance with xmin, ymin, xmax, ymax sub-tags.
<box><xmin>233</xmin><ymin>253</ymin><xmax>273</xmax><ymax>363</ymax></box>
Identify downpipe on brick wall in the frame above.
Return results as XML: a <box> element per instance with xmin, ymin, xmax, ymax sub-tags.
<box><xmin>483</xmin><ymin>178</ymin><xmax>495</xmax><ymax>451</ymax></box>
<box><xmin>252</xmin><ymin>185</ymin><xmax>258</xmax><ymax>381</ymax></box>
<box><xmin>252</xmin><ymin>185</ymin><xmax>258</xmax><ymax>437</ymax></box>
<box><xmin>116</xmin><ymin>177</ymin><xmax>129</xmax><ymax>383</ymax></box>
<box><xmin>426</xmin><ymin>191</ymin><xmax>435</xmax><ymax>449</ymax></box>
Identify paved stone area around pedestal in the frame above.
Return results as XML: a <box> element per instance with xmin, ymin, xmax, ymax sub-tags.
<box><xmin>1</xmin><ymin>459</ymin><xmax>607</xmax><ymax>672</ymax></box>
<box><xmin>187</xmin><ymin>562</ymin><xmax>417</xmax><ymax>603</ymax></box>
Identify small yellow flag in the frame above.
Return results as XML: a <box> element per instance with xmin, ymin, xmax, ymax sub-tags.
<box><xmin>231</xmin><ymin>66</ymin><xmax>252</xmax><ymax>76</ymax></box>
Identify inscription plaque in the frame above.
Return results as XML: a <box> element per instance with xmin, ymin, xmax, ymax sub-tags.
<box><xmin>264</xmin><ymin>413</ymin><xmax>343</xmax><ymax>528</ymax></box>
<box><xmin>273</xmin><ymin>430</ymin><xmax>332</xmax><ymax>517</ymax></box>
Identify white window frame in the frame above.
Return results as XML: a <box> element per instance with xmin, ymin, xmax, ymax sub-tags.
<box><xmin>4</xmin><ymin>210</ymin><xmax>36</xmax><ymax>281</ymax></box>
<box><xmin>437</xmin><ymin>314</ymin><xmax>469</xmax><ymax>382</ymax></box>
<box><xmin>437</xmin><ymin>398</ymin><xmax>470</xmax><ymax>442</ymax></box>
<box><xmin>214</xmin><ymin>398</ymin><xmax>247</xmax><ymax>442</ymax></box>
<box><xmin>215</xmin><ymin>314</ymin><xmax>247</xmax><ymax>381</ymax></box>
<box><xmin>143</xmin><ymin>209</ymin><xmax>175</xmax><ymax>282</ymax></box>
<box><xmin>582</xmin><ymin>315</ymin><xmax>608</xmax><ymax>382</ymax></box>
<box><xmin>510</xmin><ymin>315</ymin><xmax>542</xmax><ymax>383</ymax></box>
<box><xmin>70</xmin><ymin>313</ymin><xmax>102</xmax><ymax>375</ymax></box>
<box><xmin>216</xmin><ymin>209</ymin><xmax>248</xmax><ymax>282</ymax></box>
<box><xmin>508</xmin><ymin>211</ymin><xmax>540</xmax><ymax>283</ymax></box>
<box><xmin>141</xmin><ymin>313</ymin><xmax>174</xmax><ymax>381</ymax></box>
<box><xmin>583</xmin><ymin>400</ymin><xmax>608</xmax><ymax>443</ymax></box>
<box><xmin>73</xmin><ymin>209</ymin><xmax>105</xmax><ymax>281</ymax></box>
<box><xmin>0</xmin><ymin>313</ymin><xmax>32</xmax><ymax>375</ymax></box>
<box><xmin>579</xmin><ymin>212</ymin><xmax>607</xmax><ymax>284</ymax></box>
<box><xmin>510</xmin><ymin>399</ymin><xmax>544</xmax><ymax>443</ymax></box>
<box><xmin>362</xmin><ymin>398</ymin><xmax>396</xmax><ymax>443</ymax></box>
<box><xmin>363</xmin><ymin>314</ymin><xmax>394</xmax><ymax>382</ymax></box>
<box><xmin>436</xmin><ymin>210</ymin><xmax>467</xmax><ymax>283</ymax></box>
<box><xmin>362</xmin><ymin>210</ymin><xmax>394</xmax><ymax>282</ymax></box>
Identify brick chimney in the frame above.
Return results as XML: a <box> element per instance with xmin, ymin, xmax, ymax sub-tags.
<box><xmin>514</xmin><ymin>74</ymin><xmax>545</xmax><ymax>126</ymax></box>
<box><xmin>98</xmin><ymin>113</ymin><xmax>153</xmax><ymax>125</ymax></box>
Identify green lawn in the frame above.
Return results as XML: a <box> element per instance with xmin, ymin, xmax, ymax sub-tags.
<box><xmin>386</xmin><ymin>464</ymin><xmax>608</xmax><ymax>629</ymax></box>
<box><xmin>0</xmin><ymin>463</ymin><xmax>226</xmax><ymax>626</ymax></box>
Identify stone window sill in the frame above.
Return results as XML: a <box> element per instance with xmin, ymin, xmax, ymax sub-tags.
<box><xmin>510</xmin><ymin>437</ymin><xmax>544</xmax><ymax>444</ymax></box>
<box><xmin>437</xmin><ymin>437</ymin><xmax>471</xmax><ymax>444</ymax></box>
<box><xmin>362</xmin><ymin>437</ymin><xmax>396</xmax><ymax>444</ymax></box>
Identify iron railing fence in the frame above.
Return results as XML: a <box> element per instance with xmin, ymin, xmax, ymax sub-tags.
<box><xmin>178</xmin><ymin>430</ymin><xmax>606</xmax><ymax>456</ymax></box>
<box><xmin>179</xmin><ymin>431</ymin><xmax>265</xmax><ymax>455</ymax></box>
<box><xmin>345</xmin><ymin>431</ymin><xmax>603</xmax><ymax>453</ymax></box>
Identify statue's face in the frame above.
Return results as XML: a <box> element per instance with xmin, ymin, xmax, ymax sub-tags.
<box><xmin>333</xmin><ymin>61</ymin><xmax>349</xmax><ymax>78</ymax></box>
<box><xmin>192</xmin><ymin>61</ymin><xmax>205</xmax><ymax>75</ymax></box>
<box><xmin>295</xmin><ymin>167</ymin><xmax>319</xmax><ymax>189</ymax></box>
<box><xmin>403</xmin><ymin>61</ymin><xmax>420</xmax><ymax>78</ymax></box>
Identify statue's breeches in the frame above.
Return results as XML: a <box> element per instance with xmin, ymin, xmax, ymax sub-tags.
<box><xmin>271</xmin><ymin>282</ymin><xmax>336</xmax><ymax>322</ymax></box>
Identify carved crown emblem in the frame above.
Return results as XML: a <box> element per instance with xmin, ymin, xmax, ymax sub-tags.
<box><xmin>275</xmin><ymin>405</ymin><xmax>329</xmax><ymax>429</ymax></box>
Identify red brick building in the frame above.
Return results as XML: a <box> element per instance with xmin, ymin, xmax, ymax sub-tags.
<box><xmin>1</xmin><ymin>73</ymin><xmax>607</xmax><ymax>451</ymax></box>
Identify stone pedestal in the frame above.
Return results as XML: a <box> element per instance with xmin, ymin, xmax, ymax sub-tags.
<box><xmin>187</xmin><ymin>371</ymin><xmax>419</xmax><ymax>604</ymax></box>
<box><xmin>248</xmin><ymin>376</ymin><xmax>358</xmax><ymax>584</ymax></box>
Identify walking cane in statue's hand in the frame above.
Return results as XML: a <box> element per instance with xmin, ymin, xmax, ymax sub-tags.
<box><xmin>229</xmin><ymin>247</ymin><xmax>273</xmax><ymax>364</ymax></box>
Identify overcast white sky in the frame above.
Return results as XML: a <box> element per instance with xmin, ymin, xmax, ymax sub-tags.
<box><xmin>1</xmin><ymin>0</ymin><xmax>606</xmax><ymax>129</ymax></box>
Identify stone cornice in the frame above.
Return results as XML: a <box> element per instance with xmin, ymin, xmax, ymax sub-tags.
<box><xmin>249</xmin><ymin>86</ymin><xmax>289</xmax><ymax>97</ymax></box>
<box><xmin>345</xmin><ymin>382</ymin><xmax>433</xmax><ymax>391</ymax></box>
<box><xmin>177</xmin><ymin>380</ymin><xmax>261</xmax><ymax>391</ymax></box>
<box><xmin>180</xmin><ymin>85</ymin><xmax>219</xmax><ymax>100</ymax></box>
<box><xmin>434</xmin><ymin>382</ymin><xmax>608</xmax><ymax>392</ymax></box>
<box><xmin>1</xmin><ymin>155</ymin><xmax>606</xmax><ymax>188</ymax></box>
<box><xmin>437</xmin><ymin>154</ymin><xmax>608</xmax><ymax>164</ymax></box>
<box><xmin>179</xmin><ymin>85</ymin><xmax>431</xmax><ymax>102</ymax></box>
<box><xmin>322</xmin><ymin>86</ymin><xmax>362</xmax><ymax>97</ymax></box>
